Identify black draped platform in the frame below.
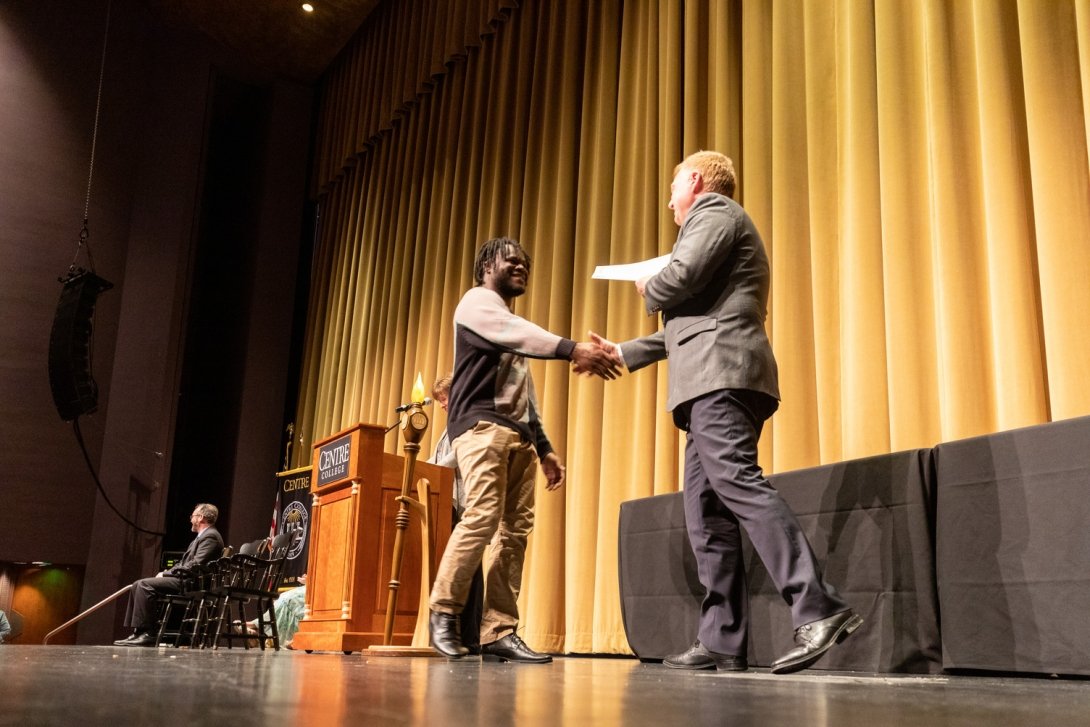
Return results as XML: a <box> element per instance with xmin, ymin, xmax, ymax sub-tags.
<box><xmin>620</xmin><ymin>415</ymin><xmax>1090</xmax><ymax>676</ymax></box>
<box><xmin>935</xmin><ymin>416</ymin><xmax>1090</xmax><ymax>676</ymax></box>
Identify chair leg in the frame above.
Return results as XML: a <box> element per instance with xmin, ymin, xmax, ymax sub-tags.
<box><xmin>179</xmin><ymin>596</ymin><xmax>209</xmax><ymax>648</ymax></box>
<box><xmin>220</xmin><ymin>599</ymin><xmax>246</xmax><ymax>650</ymax></box>
<box><xmin>252</xmin><ymin>603</ymin><xmax>266</xmax><ymax>651</ymax></box>
<box><xmin>155</xmin><ymin>601</ymin><xmax>174</xmax><ymax>647</ymax></box>
<box><xmin>259</xmin><ymin>599</ymin><xmax>280</xmax><ymax>651</ymax></box>
<box><xmin>237</xmin><ymin>601</ymin><xmax>252</xmax><ymax>650</ymax></box>
<box><xmin>185</xmin><ymin>598</ymin><xmax>201</xmax><ymax>648</ymax></box>
<box><xmin>173</xmin><ymin>600</ymin><xmax>192</xmax><ymax>648</ymax></box>
<box><xmin>211</xmin><ymin>598</ymin><xmax>230</xmax><ymax>650</ymax></box>
<box><xmin>194</xmin><ymin>597</ymin><xmax>216</xmax><ymax>649</ymax></box>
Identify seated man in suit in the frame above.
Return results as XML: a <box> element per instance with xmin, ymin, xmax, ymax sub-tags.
<box><xmin>114</xmin><ymin>503</ymin><xmax>224</xmax><ymax>647</ymax></box>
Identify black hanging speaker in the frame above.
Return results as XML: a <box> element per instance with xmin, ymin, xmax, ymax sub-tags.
<box><xmin>49</xmin><ymin>270</ymin><xmax>113</xmax><ymax>421</ymax></box>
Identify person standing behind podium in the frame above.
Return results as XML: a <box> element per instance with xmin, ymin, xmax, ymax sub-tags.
<box><xmin>428</xmin><ymin>237</ymin><xmax>620</xmax><ymax>662</ymax></box>
<box><xmin>587</xmin><ymin>151</ymin><xmax>861</xmax><ymax>674</ymax></box>
<box><xmin>428</xmin><ymin>375</ymin><xmax>464</xmax><ymax>516</ymax></box>
<box><xmin>427</xmin><ymin>374</ymin><xmax>483</xmax><ymax>654</ymax></box>
<box><xmin>114</xmin><ymin>503</ymin><xmax>224</xmax><ymax>647</ymax></box>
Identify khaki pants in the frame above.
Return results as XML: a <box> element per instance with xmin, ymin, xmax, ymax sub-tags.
<box><xmin>429</xmin><ymin>421</ymin><xmax>538</xmax><ymax>644</ymax></box>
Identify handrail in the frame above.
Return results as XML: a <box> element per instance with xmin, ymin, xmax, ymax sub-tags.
<box><xmin>43</xmin><ymin>584</ymin><xmax>132</xmax><ymax>644</ymax></box>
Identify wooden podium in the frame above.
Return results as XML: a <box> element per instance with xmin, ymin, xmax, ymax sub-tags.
<box><xmin>291</xmin><ymin>423</ymin><xmax>453</xmax><ymax>653</ymax></box>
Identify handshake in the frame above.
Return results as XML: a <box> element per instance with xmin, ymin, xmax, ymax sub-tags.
<box><xmin>570</xmin><ymin>331</ymin><xmax>624</xmax><ymax>380</ymax></box>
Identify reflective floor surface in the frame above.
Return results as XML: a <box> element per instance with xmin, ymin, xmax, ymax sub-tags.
<box><xmin>2</xmin><ymin>646</ymin><xmax>1088</xmax><ymax>726</ymax></box>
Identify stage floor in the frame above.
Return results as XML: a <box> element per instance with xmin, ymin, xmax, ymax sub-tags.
<box><xmin>2</xmin><ymin>646</ymin><xmax>1088</xmax><ymax>726</ymax></box>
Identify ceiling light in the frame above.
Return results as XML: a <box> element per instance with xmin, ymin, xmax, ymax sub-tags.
<box><xmin>302</xmin><ymin>3</ymin><xmax>314</xmax><ymax>11</ymax></box>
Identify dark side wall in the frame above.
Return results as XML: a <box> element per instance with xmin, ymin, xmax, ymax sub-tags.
<box><xmin>0</xmin><ymin>1</ymin><xmax>312</xmax><ymax>643</ymax></box>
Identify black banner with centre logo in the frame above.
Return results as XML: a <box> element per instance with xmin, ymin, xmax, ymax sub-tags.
<box><xmin>274</xmin><ymin>466</ymin><xmax>312</xmax><ymax>588</ymax></box>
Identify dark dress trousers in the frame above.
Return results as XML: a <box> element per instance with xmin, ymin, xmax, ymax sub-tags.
<box><xmin>620</xmin><ymin>193</ymin><xmax>848</xmax><ymax>656</ymax></box>
<box><xmin>124</xmin><ymin>526</ymin><xmax>224</xmax><ymax>630</ymax></box>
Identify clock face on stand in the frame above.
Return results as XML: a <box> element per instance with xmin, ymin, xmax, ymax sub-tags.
<box><xmin>401</xmin><ymin>408</ymin><xmax>429</xmax><ymax>437</ymax></box>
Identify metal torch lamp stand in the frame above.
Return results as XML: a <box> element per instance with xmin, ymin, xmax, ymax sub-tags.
<box><xmin>367</xmin><ymin>401</ymin><xmax>441</xmax><ymax>657</ymax></box>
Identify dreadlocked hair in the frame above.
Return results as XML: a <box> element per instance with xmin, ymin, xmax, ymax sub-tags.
<box><xmin>473</xmin><ymin>237</ymin><xmax>531</xmax><ymax>285</ymax></box>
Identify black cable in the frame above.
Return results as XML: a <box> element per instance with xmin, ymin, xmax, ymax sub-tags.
<box><xmin>68</xmin><ymin>0</ymin><xmax>112</xmax><ymax>278</ymax></box>
<box><xmin>72</xmin><ymin>417</ymin><xmax>166</xmax><ymax>537</ymax></box>
<box><xmin>83</xmin><ymin>0</ymin><xmax>110</xmax><ymax>221</ymax></box>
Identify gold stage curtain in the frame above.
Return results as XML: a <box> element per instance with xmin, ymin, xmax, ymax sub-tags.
<box><xmin>311</xmin><ymin>0</ymin><xmax>519</xmax><ymax>192</ymax></box>
<box><xmin>293</xmin><ymin>0</ymin><xmax>1090</xmax><ymax>654</ymax></box>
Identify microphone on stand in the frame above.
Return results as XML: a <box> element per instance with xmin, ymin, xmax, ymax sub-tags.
<box><xmin>394</xmin><ymin>397</ymin><xmax>432</xmax><ymax>413</ymax></box>
<box><xmin>386</xmin><ymin>397</ymin><xmax>433</xmax><ymax>432</ymax></box>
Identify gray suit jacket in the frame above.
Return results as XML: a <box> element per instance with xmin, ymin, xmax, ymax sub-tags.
<box><xmin>620</xmin><ymin>193</ymin><xmax>779</xmax><ymax>414</ymax></box>
<box><xmin>166</xmin><ymin>526</ymin><xmax>224</xmax><ymax>575</ymax></box>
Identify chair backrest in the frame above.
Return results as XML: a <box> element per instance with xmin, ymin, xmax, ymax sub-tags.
<box><xmin>238</xmin><ymin>539</ymin><xmax>265</xmax><ymax>556</ymax></box>
<box><xmin>269</xmin><ymin>532</ymin><xmax>294</xmax><ymax>560</ymax></box>
<box><xmin>259</xmin><ymin>542</ymin><xmax>290</xmax><ymax>594</ymax></box>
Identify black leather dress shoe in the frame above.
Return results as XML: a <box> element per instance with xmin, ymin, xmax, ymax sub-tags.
<box><xmin>481</xmin><ymin>633</ymin><xmax>552</xmax><ymax>664</ymax></box>
<box><xmin>430</xmin><ymin>610</ymin><xmax>469</xmax><ymax>659</ymax></box>
<box><xmin>112</xmin><ymin>633</ymin><xmax>139</xmax><ymax>646</ymax></box>
<box><xmin>122</xmin><ymin>631</ymin><xmax>158</xmax><ymax>647</ymax></box>
<box><xmin>770</xmin><ymin>610</ymin><xmax>864</xmax><ymax>674</ymax></box>
<box><xmin>663</xmin><ymin>642</ymin><xmax>747</xmax><ymax>672</ymax></box>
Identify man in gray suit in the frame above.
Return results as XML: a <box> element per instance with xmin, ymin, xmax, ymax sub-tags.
<box><xmin>589</xmin><ymin>151</ymin><xmax>861</xmax><ymax>674</ymax></box>
<box><xmin>113</xmin><ymin>503</ymin><xmax>224</xmax><ymax>647</ymax></box>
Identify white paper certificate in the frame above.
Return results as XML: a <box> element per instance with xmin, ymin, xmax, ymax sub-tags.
<box><xmin>591</xmin><ymin>253</ymin><xmax>671</xmax><ymax>281</ymax></box>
